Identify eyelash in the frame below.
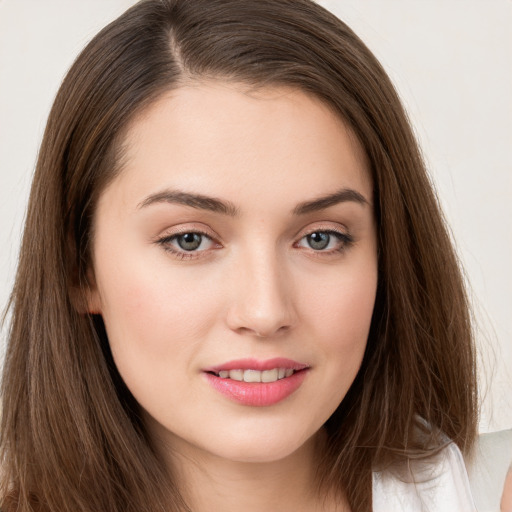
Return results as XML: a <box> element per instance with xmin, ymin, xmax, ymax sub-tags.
<box><xmin>156</xmin><ymin>229</ymin><xmax>218</xmax><ymax>260</ymax></box>
<box><xmin>295</xmin><ymin>228</ymin><xmax>354</xmax><ymax>255</ymax></box>
<box><xmin>156</xmin><ymin>228</ymin><xmax>354</xmax><ymax>260</ymax></box>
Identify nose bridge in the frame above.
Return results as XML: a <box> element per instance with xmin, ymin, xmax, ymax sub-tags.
<box><xmin>227</xmin><ymin>244</ymin><xmax>295</xmax><ymax>337</ymax></box>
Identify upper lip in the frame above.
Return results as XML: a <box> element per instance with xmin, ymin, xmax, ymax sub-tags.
<box><xmin>204</xmin><ymin>358</ymin><xmax>309</xmax><ymax>373</ymax></box>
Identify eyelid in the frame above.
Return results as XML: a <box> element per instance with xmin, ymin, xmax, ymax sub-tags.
<box><xmin>154</xmin><ymin>222</ymin><xmax>220</xmax><ymax>242</ymax></box>
<box><xmin>154</xmin><ymin>222</ymin><xmax>354</xmax><ymax>260</ymax></box>
<box><xmin>293</xmin><ymin>223</ymin><xmax>354</xmax><ymax>254</ymax></box>
<box><xmin>295</xmin><ymin>221</ymin><xmax>350</xmax><ymax>239</ymax></box>
<box><xmin>154</xmin><ymin>223</ymin><xmax>223</xmax><ymax>260</ymax></box>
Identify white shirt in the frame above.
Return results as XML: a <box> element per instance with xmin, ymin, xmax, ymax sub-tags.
<box><xmin>373</xmin><ymin>443</ymin><xmax>477</xmax><ymax>512</ymax></box>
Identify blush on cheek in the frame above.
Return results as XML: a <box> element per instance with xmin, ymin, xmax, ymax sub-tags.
<box><xmin>313</xmin><ymin>290</ymin><xmax>376</xmax><ymax>380</ymax></box>
<box><xmin>100</xmin><ymin>271</ymin><xmax>219</xmax><ymax>367</ymax></box>
<box><xmin>316</xmin><ymin>285</ymin><xmax>376</xmax><ymax>332</ymax></box>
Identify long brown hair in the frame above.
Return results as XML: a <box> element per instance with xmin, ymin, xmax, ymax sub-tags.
<box><xmin>1</xmin><ymin>1</ymin><xmax>477</xmax><ymax>511</ymax></box>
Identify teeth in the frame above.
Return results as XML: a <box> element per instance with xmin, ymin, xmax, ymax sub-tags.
<box><xmin>229</xmin><ymin>369</ymin><xmax>244</xmax><ymax>381</ymax></box>
<box><xmin>216</xmin><ymin>368</ymin><xmax>296</xmax><ymax>382</ymax></box>
<box><xmin>261</xmin><ymin>369</ymin><xmax>278</xmax><ymax>382</ymax></box>
<box><xmin>243</xmin><ymin>370</ymin><xmax>261</xmax><ymax>383</ymax></box>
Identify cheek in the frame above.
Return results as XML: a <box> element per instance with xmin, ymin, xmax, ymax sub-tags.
<box><xmin>94</xmin><ymin>261</ymin><xmax>225</xmax><ymax>417</ymax></box>
<box><xmin>94</xmin><ymin>252</ymin><xmax>222</xmax><ymax>372</ymax></box>
<box><xmin>301</xmin><ymin>260</ymin><xmax>377</xmax><ymax>394</ymax></box>
<box><xmin>307</xmin><ymin>262</ymin><xmax>377</xmax><ymax>343</ymax></box>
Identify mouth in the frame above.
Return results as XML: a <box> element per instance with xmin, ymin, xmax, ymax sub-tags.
<box><xmin>207</xmin><ymin>367</ymin><xmax>298</xmax><ymax>383</ymax></box>
<box><xmin>203</xmin><ymin>358</ymin><xmax>310</xmax><ymax>407</ymax></box>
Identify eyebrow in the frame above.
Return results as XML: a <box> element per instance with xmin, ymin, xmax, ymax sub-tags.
<box><xmin>138</xmin><ymin>190</ymin><xmax>239</xmax><ymax>216</ymax></box>
<box><xmin>292</xmin><ymin>188</ymin><xmax>369</xmax><ymax>215</ymax></box>
<box><xmin>138</xmin><ymin>187</ymin><xmax>369</xmax><ymax>216</ymax></box>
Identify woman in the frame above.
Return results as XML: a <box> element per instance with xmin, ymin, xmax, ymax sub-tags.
<box><xmin>0</xmin><ymin>1</ymin><xmax>478</xmax><ymax>511</ymax></box>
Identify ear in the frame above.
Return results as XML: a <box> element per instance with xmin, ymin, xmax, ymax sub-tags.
<box><xmin>84</xmin><ymin>267</ymin><xmax>102</xmax><ymax>314</ymax></box>
<box><xmin>84</xmin><ymin>285</ymin><xmax>102</xmax><ymax>315</ymax></box>
<box><xmin>70</xmin><ymin>269</ymin><xmax>102</xmax><ymax>315</ymax></box>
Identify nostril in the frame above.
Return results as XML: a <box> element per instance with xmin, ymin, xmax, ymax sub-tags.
<box><xmin>235</xmin><ymin>323</ymin><xmax>291</xmax><ymax>338</ymax></box>
<box><xmin>225</xmin><ymin>277</ymin><xmax>297</xmax><ymax>337</ymax></box>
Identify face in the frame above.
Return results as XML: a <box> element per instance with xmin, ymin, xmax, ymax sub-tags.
<box><xmin>88</xmin><ymin>82</ymin><xmax>378</xmax><ymax>464</ymax></box>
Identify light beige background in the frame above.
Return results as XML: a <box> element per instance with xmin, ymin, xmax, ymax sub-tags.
<box><xmin>1</xmin><ymin>0</ymin><xmax>510</xmax><ymax>432</ymax></box>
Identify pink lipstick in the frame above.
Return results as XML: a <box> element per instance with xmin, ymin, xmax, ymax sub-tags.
<box><xmin>203</xmin><ymin>358</ymin><xmax>309</xmax><ymax>407</ymax></box>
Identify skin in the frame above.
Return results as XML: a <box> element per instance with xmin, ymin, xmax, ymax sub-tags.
<box><xmin>503</xmin><ymin>467</ymin><xmax>512</xmax><ymax>512</ymax></box>
<box><xmin>87</xmin><ymin>82</ymin><xmax>378</xmax><ymax>512</ymax></box>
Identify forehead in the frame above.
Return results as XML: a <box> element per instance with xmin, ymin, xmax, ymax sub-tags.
<box><xmin>105</xmin><ymin>81</ymin><xmax>372</xmax><ymax>210</ymax></box>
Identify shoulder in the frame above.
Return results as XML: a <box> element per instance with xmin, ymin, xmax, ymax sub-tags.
<box><xmin>372</xmin><ymin>442</ymin><xmax>477</xmax><ymax>512</ymax></box>
<box><xmin>466</xmin><ymin>429</ymin><xmax>512</xmax><ymax>512</ymax></box>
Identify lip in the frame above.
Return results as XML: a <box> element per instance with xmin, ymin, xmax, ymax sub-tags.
<box><xmin>203</xmin><ymin>358</ymin><xmax>310</xmax><ymax>407</ymax></box>
<box><xmin>204</xmin><ymin>357</ymin><xmax>309</xmax><ymax>373</ymax></box>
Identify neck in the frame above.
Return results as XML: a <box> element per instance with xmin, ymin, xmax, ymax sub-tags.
<box><xmin>156</xmin><ymin>429</ymin><xmax>347</xmax><ymax>512</ymax></box>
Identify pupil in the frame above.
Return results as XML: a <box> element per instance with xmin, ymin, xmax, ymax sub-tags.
<box><xmin>178</xmin><ymin>233</ymin><xmax>202</xmax><ymax>251</ymax></box>
<box><xmin>308</xmin><ymin>232</ymin><xmax>330</xmax><ymax>250</ymax></box>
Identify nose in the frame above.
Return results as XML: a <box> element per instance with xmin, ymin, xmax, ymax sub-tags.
<box><xmin>225</xmin><ymin>251</ymin><xmax>296</xmax><ymax>338</ymax></box>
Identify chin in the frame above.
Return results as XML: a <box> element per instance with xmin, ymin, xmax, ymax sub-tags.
<box><xmin>198</xmin><ymin>425</ymin><xmax>321</xmax><ymax>464</ymax></box>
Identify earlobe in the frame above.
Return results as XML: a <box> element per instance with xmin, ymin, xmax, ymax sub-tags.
<box><xmin>69</xmin><ymin>284</ymin><xmax>102</xmax><ymax>315</ymax></box>
<box><xmin>70</xmin><ymin>268</ymin><xmax>102</xmax><ymax>315</ymax></box>
<box><xmin>85</xmin><ymin>286</ymin><xmax>102</xmax><ymax>315</ymax></box>
<box><xmin>84</xmin><ymin>267</ymin><xmax>102</xmax><ymax>314</ymax></box>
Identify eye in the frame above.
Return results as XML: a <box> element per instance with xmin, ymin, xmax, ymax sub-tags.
<box><xmin>305</xmin><ymin>232</ymin><xmax>331</xmax><ymax>250</ymax></box>
<box><xmin>175</xmin><ymin>232</ymin><xmax>206</xmax><ymax>251</ymax></box>
<box><xmin>157</xmin><ymin>230</ymin><xmax>219</xmax><ymax>258</ymax></box>
<box><xmin>296</xmin><ymin>230</ymin><xmax>353</xmax><ymax>252</ymax></box>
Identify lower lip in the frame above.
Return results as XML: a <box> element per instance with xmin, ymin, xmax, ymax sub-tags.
<box><xmin>204</xmin><ymin>370</ymin><xmax>308</xmax><ymax>407</ymax></box>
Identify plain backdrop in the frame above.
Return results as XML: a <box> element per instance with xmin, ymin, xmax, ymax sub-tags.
<box><xmin>0</xmin><ymin>0</ymin><xmax>511</xmax><ymax>433</ymax></box>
